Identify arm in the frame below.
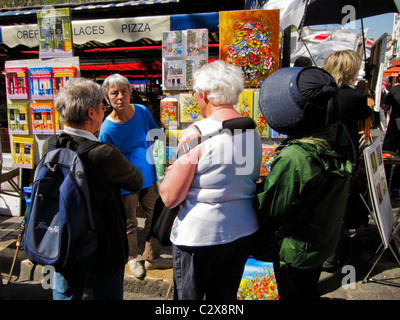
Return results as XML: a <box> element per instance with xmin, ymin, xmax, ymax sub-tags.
<box><xmin>159</xmin><ymin>125</ymin><xmax>202</xmax><ymax>208</ymax></box>
<box><xmin>95</xmin><ymin>144</ymin><xmax>143</xmax><ymax>193</ymax></box>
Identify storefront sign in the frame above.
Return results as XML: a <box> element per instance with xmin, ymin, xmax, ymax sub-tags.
<box><xmin>72</xmin><ymin>15</ymin><xmax>169</xmax><ymax>44</ymax></box>
<box><xmin>0</xmin><ymin>15</ymin><xmax>170</xmax><ymax>48</ymax></box>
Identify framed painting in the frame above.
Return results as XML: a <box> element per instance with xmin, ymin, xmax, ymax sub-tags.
<box><xmin>219</xmin><ymin>9</ymin><xmax>280</xmax><ymax>87</ymax></box>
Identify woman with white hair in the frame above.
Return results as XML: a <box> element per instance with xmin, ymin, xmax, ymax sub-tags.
<box><xmin>160</xmin><ymin>60</ymin><xmax>262</xmax><ymax>300</ymax></box>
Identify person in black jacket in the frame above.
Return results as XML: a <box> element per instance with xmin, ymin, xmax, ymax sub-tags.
<box><xmin>324</xmin><ymin>50</ymin><xmax>372</xmax><ymax>158</ymax></box>
<box><xmin>382</xmin><ymin>83</ymin><xmax>400</xmax><ymax>199</ymax></box>
<box><xmin>44</xmin><ymin>77</ymin><xmax>143</xmax><ymax>300</ymax></box>
<box><xmin>323</xmin><ymin>50</ymin><xmax>372</xmax><ymax>269</ymax></box>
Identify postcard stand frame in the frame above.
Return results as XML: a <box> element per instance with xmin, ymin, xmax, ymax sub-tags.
<box><xmin>361</xmin><ymin>138</ymin><xmax>400</xmax><ymax>284</ymax></box>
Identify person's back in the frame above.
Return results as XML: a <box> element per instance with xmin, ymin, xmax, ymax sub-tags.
<box><xmin>384</xmin><ymin>84</ymin><xmax>400</xmax><ymax>134</ymax></box>
<box><xmin>257</xmin><ymin>66</ymin><xmax>355</xmax><ymax>300</ymax></box>
<box><xmin>172</xmin><ymin>117</ymin><xmax>261</xmax><ymax>246</ymax></box>
<box><xmin>260</xmin><ymin>123</ymin><xmax>354</xmax><ymax>269</ymax></box>
<box><xmin>45</xmin><ymin>77</ymin><xmax>143</xmax><ymax>300</ymax></box>
<box><xmin>43</xmin><ymin>129</ymin><xmax>143</xmax><ymax>273</ymax></box>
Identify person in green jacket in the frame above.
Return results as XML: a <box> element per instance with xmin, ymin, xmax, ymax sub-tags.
<box><xmin>257</xmin><ymin>66</ymin><xmax>356</xmax><ymax>300</ymax></box>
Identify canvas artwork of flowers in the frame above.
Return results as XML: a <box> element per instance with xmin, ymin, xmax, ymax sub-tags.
<box><xmin>160</xmin><ymin>98</ymin><xmax>179</xmax><ymax>127</ymax></box>
<box><xmin>260</xmin><ymin>145</ymin><xmax>277</xmax><ymax>176</ymax></box>
<box><xmin>179</xmin><ymin>93</ymin><xmax>203</xmax><ymax>123</ymax></box>
<box><xmin>220</xmin><ymin>10</ymin><xmax>279</xmax><ymax>87</ymax></box>
<box><xmin>235</xmin><ymin>90</ymin><xmax>253</xmax><ymax>118</ymax></box>
<box><xmin>253</xmin><ymin>91</ymin><xmax>268</xmax><ymax>138</ymax></box>
<box><xmin>237</xmin><ymin>258</ymin><xmax>279</xmax><ymax>300</ymax></box>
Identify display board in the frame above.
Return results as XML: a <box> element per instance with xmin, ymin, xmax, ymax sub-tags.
<box><xmin>364</xmin><ymin>138</ymin><xmax>394</xmax><ymax>248</ymax></box>
<box><xmin>4</xmin><ymin>57</ymin><xmax>80</xmax><ymax>168</ymax></box>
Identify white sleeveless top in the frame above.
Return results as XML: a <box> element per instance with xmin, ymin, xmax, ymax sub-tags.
<box><xmin>170</xmin><ymin>117</ymin><xmax>262</xmax><ymax>246</ymax></box>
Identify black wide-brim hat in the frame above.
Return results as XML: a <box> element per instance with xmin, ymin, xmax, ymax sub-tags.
<box><xmin>259</xmin><ymin>66</ymin><xmax>339</xmax><ymax>136</ymax></box>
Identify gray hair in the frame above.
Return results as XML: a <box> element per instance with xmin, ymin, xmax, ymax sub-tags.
<box><xmin>102</xmin><ymin>73</ymin><xmax>132</xmax><ymax>98</ymax></box>
<box><xmin>54</xmin><ymin>77</ymin><xmax>103</xmax><ymax>126</ymax></box>
<box><xmin>193</xmin><ymin>60</ymin><xmax>244</xmax><ymax>106</ymax></box>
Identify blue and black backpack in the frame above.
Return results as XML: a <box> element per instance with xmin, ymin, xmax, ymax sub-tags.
<box><xmin>23</xmin><ymin>134</ymin><xmax>100</xmax><ymax>272</ymax></box>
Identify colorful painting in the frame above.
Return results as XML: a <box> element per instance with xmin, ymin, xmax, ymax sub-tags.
<box><xmin>162</xmin><ymin>31</ymin><xmax>183</xmax><ymax>57</ymax></box>
<box><xmin>187</xmin><ymin>29</ymin><xmax>208</xmax><ymax>57</ymax></box>
<box><xmin>186</xmin><ymin>59</ymin><xmax>206</xmax><ymax>88</ymax></box>
<box><xmin>237</xmin><ymin>257</ymin><xmax>279</xmax><ymax>300</ymax></box>
<box><xmin>179</xmin><ymin>93</ymin><xmax>203</xmax><ymax>124</ymax></box>
<box><xmin>235</xmin><ymin>90</ymin><xmax>253</xmax><ymax>118</ymax></box>
<box><xmin>160</xmin><ymin>98</ymin><xmax>179</xmax><ymax>127</ymax></box>
<box><xmin>260</xmin><ymin>145</ymin><xmax>277</xmax><ymax>176</ymax></box>
<box><xmin>253</xmin><ymin>91</ymin><xmax>268</xmax><ymax>138</ymax></box>
<box><xmin>219</xmin><ymin>9</ymin><xmax>280</xmax><ymax>87</ymax></box>
<box><xmin>163</xmin><ymin>60</ymin><xmax>184</xmax><ymax>89</ymax></box>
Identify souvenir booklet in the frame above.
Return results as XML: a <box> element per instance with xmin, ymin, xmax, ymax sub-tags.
<box><xmin>11</xmin><ymin>136</ymin><xmax>35</xmax><ymax>169</ymax></box>
<box><xmin>30</xmin><ymin>102</ymin><xmax>55</xmax><ymax>134</ymax></box>
<box><xmin>5</xmin><ymin>67</ymin><xmax>29</xmax><ymax>99</ymax></box>
<box><xmin>7</xmin><ymin>103</ymin><xmax>30</xmax><ymax>135</ymax></box>
<box><xmin>29</xmin><ymin>67</ymin><xmax>53</xmax><ymax>100</ymax></box>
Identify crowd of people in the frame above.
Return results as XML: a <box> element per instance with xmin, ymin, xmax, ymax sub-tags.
<box><xmin>42</xmin><ymin>47</ymin><xmax>398</xmax><ymax>301</ymax></box>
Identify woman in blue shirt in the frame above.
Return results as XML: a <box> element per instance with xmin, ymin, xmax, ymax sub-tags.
<box><xmin>99</xmin><ymin>74</ymin><xmax>171</xmax><ymax>279</ymax></box>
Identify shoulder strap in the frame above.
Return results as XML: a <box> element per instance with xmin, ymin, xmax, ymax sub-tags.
<box><xmin>176</xmin><ymin>117</ymin><xmax>256</xmax><ymax>159</ymax></box>
<box><xmin>48</xmin><ymin>133</ymin><xmax>101</xmax><ymax>157</ymax></box>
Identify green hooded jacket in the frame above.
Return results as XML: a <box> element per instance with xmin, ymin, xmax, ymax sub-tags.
<box><xmin>257</xmin><ymin>123</ymin><xmax>355</xmax><ymax>269</ymax></box>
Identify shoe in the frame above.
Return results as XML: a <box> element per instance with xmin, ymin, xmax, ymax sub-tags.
<box><xmin>144</xmin><ymin>257</ymin><xmax>173</xmax><ymax>270</ymax></box>
<box><xmin>128</xmin><ymin>258</ymin><xmax>146</xmax><ymax>279</ymax></box>
<box><xmin>322</xmin><ymin>259</ymin><xmax>341</xmax><ymax>272</ymax></box>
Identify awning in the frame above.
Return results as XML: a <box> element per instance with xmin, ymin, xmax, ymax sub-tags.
<box><xmin>0</xmin><ymin>0</ymin><xmax>180</xmax><ymax>18</ymax></box>
<box><xmin>0</xmin><ymin>12</ymin><xmax>219</xmax><ymax>48</ymax></box>
<box><xmin>384</xmin><ymin>66</ymin><xmax>400</xmax><ymax>77</ymax></box>
<box><xmin>0</xmin><ymin>15</ymin><xmax>170</xmax><ymax>48</ymax></box>
<box><xmin>80</xmin><ymin>61</ymin><xmax>162</xmax><ymax>72</ymax></box>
